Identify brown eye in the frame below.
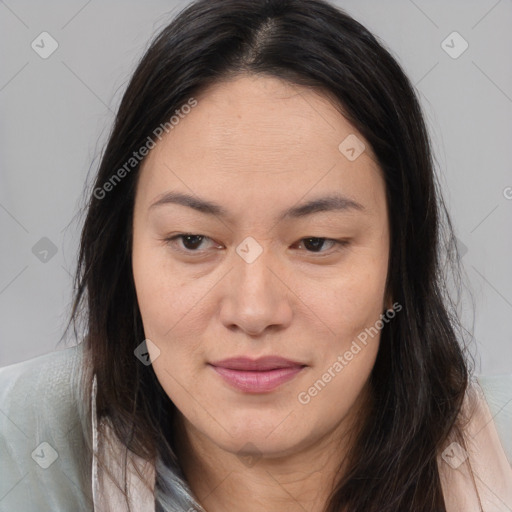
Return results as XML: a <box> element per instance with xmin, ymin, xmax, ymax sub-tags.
<box><xmin>302</xmin><ymin>237</ymin><xmax>334</xmax><ymax>252</ymax></box>
<box><xmin>298</xmin><ymin>237</ymin><xmax>337</xmax><ymax>253</ymax></box>
<box><xmin>180</xmin><ymin>234</ymin><xmax>206</xmax><ymax>250</ymax></box>
<box><xmin>165</xmin><ymin>233</ymin><xmax>218</xmax><ymax>253</ymax></box>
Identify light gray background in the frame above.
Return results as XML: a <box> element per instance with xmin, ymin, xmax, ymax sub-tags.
<box><xmin>0</xmin><ymin>0</ymin><xmax>511</xmax><ymax>374</ymax></box>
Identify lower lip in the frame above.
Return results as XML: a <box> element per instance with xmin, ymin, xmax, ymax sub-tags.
<box><xmin>210</xmin><ymin>365</ymin><xmax>304</xmax><ymax>393</ymax></box>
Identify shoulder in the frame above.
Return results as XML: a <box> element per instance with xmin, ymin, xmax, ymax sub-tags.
<box><xmin>439</xmin><ymin>376</ymin><xmax>512</xmax><ymax>512</ymax></box>
<box><xmin>0</xmin><ymin>343</ymin><xmax>81</xmax><ymax>394</ymax></box>
<box><xmin>0</xmin><ymin>344</ymin><xmax>88</xmax><ymax>435</ymax></box>
<box><xmin>0</xmin><ymin>344</ymin><xmax>94</xmax><ymax>511</ymax></box>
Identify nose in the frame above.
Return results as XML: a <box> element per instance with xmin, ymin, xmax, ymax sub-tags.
<box><xmin>218</xmin><ymin>243</ymin><xmax>293</xmax><ymax>337</ymax></box>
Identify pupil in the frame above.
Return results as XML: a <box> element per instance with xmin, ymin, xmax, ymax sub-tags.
<box><xmin>304</xmin><ymin>237</ymin><xmax>324</xmax><ymax>252</ymax></box>
<box><xmin>183</xmin><ymin>235</ymin><xmax>203</xmax><ymax>249</ymax></box>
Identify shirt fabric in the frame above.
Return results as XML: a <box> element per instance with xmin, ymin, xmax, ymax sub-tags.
<box><xmin>1</xmin><ymin>342</ymin><xmax>511</xmax><ymax>511</ymax></box>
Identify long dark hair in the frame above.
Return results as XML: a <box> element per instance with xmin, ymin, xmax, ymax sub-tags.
<box><xmin>68</xmin><ymin>0</ymin><xmax>473</xmax><ymax>510</ymax></box>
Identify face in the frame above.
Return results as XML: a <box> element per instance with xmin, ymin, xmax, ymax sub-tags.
<box><xmin>132</xmin><ymin>74</ymin><xmax>391</xmax><ymax>460</ymax></box>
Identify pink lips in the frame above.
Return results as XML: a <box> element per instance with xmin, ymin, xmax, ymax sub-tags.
<box><xmin>209</xmin><ymin>356</ymin><xmax>305</xmax><ymax>393</ymax></box>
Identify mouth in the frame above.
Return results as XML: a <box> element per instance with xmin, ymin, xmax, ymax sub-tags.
<box><xmin>208</xmin><ymin>356</ymin><xmax>306</xmax><ymax>393</ymax></box>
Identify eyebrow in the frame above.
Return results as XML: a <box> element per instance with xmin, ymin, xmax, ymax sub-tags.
<box><xmin>149</xmin><ymin>191</ymin><xmax>365</xmax><ymax>221</ymax></box>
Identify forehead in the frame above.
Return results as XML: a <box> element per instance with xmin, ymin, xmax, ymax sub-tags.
<box><xmin>136</xmin><ymin>74</ymin><xmax>384</xmax><ymax>217</ymax></box>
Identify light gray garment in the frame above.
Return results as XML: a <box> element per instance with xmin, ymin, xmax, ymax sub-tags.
<box><xmin>0</xmin><ymin>343</ymin><xmax>93</xmax><ymax>511</ymax></box>
<box><xmin>0</xmin><ymin>343</ymin><xmax>203</xmax><ymax>512</ymax></box>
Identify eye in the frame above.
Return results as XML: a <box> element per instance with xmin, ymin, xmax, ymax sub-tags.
<box><xmin>294</xmin><ymin>237</ymin><xmax>348</xmax><ymax>254</ymax></box>
<box><xmin>164</xmin><ymin>234</ymin><xmax>349</xmax><ymax>257</ymax></box>
<box><xmin>165</xmin><ymin>233</ymin><xmax>219</xmax><ymax>253</ymax></box>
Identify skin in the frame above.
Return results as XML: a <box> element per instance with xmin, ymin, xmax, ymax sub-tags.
<box><xmin>132</xmin><ymin>74</ymin><xmax>391</xmax><ymax>511</ymax></box>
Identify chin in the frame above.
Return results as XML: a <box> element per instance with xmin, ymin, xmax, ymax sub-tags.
<box><xmin>218</xmin><ymin>431</ymin><xmax>304</xmax><ymax>460</ymax></box>
<box><xmin>211</xmin><ymin>412</ymin><xmax>310</xmax><ymax>456</ymax></box>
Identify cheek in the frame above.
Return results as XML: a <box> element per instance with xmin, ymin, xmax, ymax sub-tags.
<box><xmin>132</xmin><ymin>240</ymin><xmax>222</xmax><ymax>409</ymax></box>
<box><xmin>132</xmin><ymin>239</ymin><xmax>207</xmax><ymax>338</ymax></box>
<box><xmin>293</xmin><ymin>271</ymin><xmax>386</xmax><ymax>434</ymax></box>
<box><xmin>303</xmin><ymin>255</ymin><xmax>389</xmax><ymax>344</ymax></box>
<box><xmin>132</xmin><ymin>252</ymin><xmax>205</xmax><ymax>407</ymax></box>
<box><xmin>290</xmin><ymin>253</ymin><xmax>388</xmax><ymax>412</ymax></box>
<box><xmin>294</xmin><ymin>341</ymin><xmax>379</xmax><ymax>445</ymax></box>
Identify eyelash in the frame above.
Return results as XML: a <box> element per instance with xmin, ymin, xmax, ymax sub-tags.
<box><xmin>163</xmin><ymin>233</ymin><xmax>350</xmax><ymax>257</ymax></box>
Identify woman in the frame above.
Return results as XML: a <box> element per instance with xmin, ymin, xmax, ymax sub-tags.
<box><xmin>1</xmin><ymin>0</ymin><xmax>511</xmax><ymax>510</ymax></box>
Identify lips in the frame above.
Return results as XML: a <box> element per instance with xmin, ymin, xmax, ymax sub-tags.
<box><xmin>208</xmin><ymin>356</ymin><xmax>306</xmax><ymax>393</ymax></box>
<box><xmin>210</xmin><ymin>356</ymin><xmax>304</xmax><ymax>371</ymax></box>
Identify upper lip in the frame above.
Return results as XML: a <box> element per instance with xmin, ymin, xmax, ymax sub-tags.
<box><xmin>209</xmin><ymin>356</ymin><xmax>305</xmax><ymax>371</ymax></box>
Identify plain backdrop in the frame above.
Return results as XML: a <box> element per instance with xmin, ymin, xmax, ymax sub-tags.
<box><xmin>0</xmin><ymin>0</ymin><xmax>511</xmax><ymax>375</ymax></box>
